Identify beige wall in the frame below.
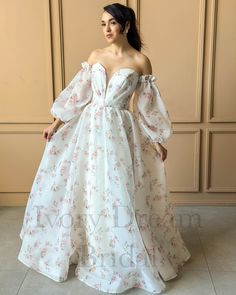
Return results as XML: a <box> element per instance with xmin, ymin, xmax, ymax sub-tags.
<box><xmin>0</xmin><ymin>0</ymin><xmax>235</xmax><ymax>206</ymax></box>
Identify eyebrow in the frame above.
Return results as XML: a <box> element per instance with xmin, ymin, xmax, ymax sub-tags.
<box><xmin>101</xmin><ymin>18</ymin><xmax>115</xmax><ymax>23</ymax></box>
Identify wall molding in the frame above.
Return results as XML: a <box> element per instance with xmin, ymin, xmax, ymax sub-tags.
<box><xmin>169</xmin><ymin>128</ymin><xmax>201</xmax><ymax>192</ymax></box>
<box><xmin>0</xmin><ymin>0</ymin><xmax>54</xmax><ymax>124</ymax></box>
<box><xmin>205</xmin><ymin>128</ymin><xmax>236</xmax><ymax>192</ymax></box>
<box><xmin>206</xmin><ymin>0</ymin><xmax>236</xmax><ymax>122</ymax></box>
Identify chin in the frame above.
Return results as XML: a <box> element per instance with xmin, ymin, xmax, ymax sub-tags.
<box><xmin>106</xmin><ymin>39</ymin><xmax>114</xmax><ymax>44</ymax></box>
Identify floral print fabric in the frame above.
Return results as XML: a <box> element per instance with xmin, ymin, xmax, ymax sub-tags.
<box><xmin>18</xmin><ymin>61</ymin><xmax>191</xmax><ymax>294</ymax></box>
<box><xmin>133</xmin><ymin>75</ymin><xmax>173</xmax><ymax>144</ymax></box>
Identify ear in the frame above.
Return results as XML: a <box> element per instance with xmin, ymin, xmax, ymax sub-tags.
<box><xmin>125</xmin><ymin>21</ymin><xmax>130</xmax><ymax>31</ymax></box>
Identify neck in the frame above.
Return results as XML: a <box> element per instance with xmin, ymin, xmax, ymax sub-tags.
<box><xmin>108</xmin><ymin>38</ymin><xmax>132</xmax><ymax>56</ymax></box>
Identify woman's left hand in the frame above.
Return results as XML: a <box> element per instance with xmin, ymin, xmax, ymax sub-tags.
<box><xmin>153</xmin><ymin>142</ymin><xmax>167</xmax><ymax>161</ymax></box>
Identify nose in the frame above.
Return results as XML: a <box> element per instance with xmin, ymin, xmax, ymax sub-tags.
<box><xmin>105</xmin><ymin>24</ymin><xmax>111</xmax><ymax>32</ymax></box>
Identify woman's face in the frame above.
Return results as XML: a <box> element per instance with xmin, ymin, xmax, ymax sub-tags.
<box><xmin>101</xmin><ymin>11</ymin><xmax>124</xmax><ymax>43</ymax></box>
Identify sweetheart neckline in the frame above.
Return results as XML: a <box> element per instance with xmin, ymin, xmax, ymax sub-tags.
<box><xmin>91</xmin><ymin>62</ymin><xmax>140</xmax><ymax>97</ymax></box>
<box><xmin>92</xmin><ymin>62</ymin><xmax>140</xmax><ymax>77</ymax></box>
<box><xmin>80</xmin><ymin>61</ymin><xmax>157</xmax><ymax>92</ymax></box>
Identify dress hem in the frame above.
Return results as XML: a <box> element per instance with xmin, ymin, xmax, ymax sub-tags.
<box><xmin>17</xmin><ymin>254</ymin><xmax>65</xmax><ymax>283</ymax></box>
<box><xmin>18</xmin><ymin>233</ymin><xmax>191</xmax><ymax>293</ymax></box>
<box><xmin>162</xmin><ymin>252</ymin><xmax>191</xmax><ymax>281</ymax></box>
<box><xmin>18</xmin><ymin>253</ymin><xmax>167</xmax><ymax>294</ymax></box>
<box><xmin>77</xmin><ymin>275</ymin><xmax>167</xmax><ymax>294</ymax></box>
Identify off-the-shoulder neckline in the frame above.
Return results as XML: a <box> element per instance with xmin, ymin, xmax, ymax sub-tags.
<box><xmin>81</xmin><ymin>61</ymin><xmax>156</xmax><ymax>82</ymax></box>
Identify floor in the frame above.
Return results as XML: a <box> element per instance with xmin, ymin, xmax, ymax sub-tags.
<box><xmin>0</xmin><ymin>205</ymin><xmax>235</xmax><ymax>295</ymax></box>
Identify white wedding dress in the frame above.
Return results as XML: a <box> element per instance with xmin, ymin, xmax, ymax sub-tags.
<box><xmin>18</xmin><ymin>61</ymin><xmax>191</xmax><ymax>294</ymax></box>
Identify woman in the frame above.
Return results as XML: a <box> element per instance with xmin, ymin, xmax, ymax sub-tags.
<box><xmin>18</xmin><ymin>3</ymin><xmax>191</xmax><ymax>294</ymax></box>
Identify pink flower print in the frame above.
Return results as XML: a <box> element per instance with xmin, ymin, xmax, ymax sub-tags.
<box><xmin>148</xmin><ymin>125</ymin><xmax>158</xmax><ymax>132</ymax></box>
<box><xmin>133</xmin><ymin>282</ymin><xmax>142</xmax><ymax>288</ymax></box>
<box><xmin>153</xmin><ymin>194</ymin><xmax>162</xmax><ymax>201</ymax></box>
<box><xmin>123</xmin><ymin>85</ymin><xmax>129</xmax><ymax>92</ymax></box>
<box><xmin>48</xmin><ymin>145</ymin><xmax>61</xmax><ymax>155</ymax></box>
<box><xmin>36</xmin><ymin>187</ymin><xmax>41</xmax><ymax>194</ymax></box>
<box><xmin>70</xmin><ymin>134</ymin><xmax>78</xmax><ymax>144</ymax></box>
<box><xmin>145</xmin><ymin>91</ymin><xmax>153</xmax><ymax>100</ymax></box>
<box><xmin>72</xmin><ymin>151</ymin><xmax>78</xmax><ymax>162</ymax></box>
<box><xmin>94</xmin><ymin>124</ymin><xmax>101</xmax><ymax>132</ymax></box>
<box><xmin>61</xmin><ymin>130</ymin><xmax>68</xmax><ymax>141</ymax></box>
<box><xmin>67</xmin><ymin>84</ymin><xmax>74</xmax><ymax>91</ymax></box>
<box><xmin>141</xmin><ymin>142</ymin><xmax>150</xmax><ymax>153</ymax></box>
<box><xmin>137</xmin><ymin>216</ymin><xmax>148</xmax><ymax>231</ymax></box>
<box><xmin>56</xmin><ymin>260</ymin><xmax>62</xmax><ymax>267</ymax></box>
<box><xmin>114</xmin><ymin>160</ymin><xmax>121</xmax><ymax>171</ymax></box>
<box><xmin>100</xmin><ymin>208</ymin><xmax>110</xmax><ymax>218</ymax></box>
<box><xmin>94</xmin><ymin>247</ymin><xmax>102</xmax><ymax>257</ymax></box>
<box><xmin>136</xmin><ymin>251</ymin><xmax>145</xmax><ymax>263</ymax></box>
<box><xmin>110</xmin><ymin>273</ymin><xmax>119</xmax><ymax>284</ymax></box>
<box><xmin>91</xmin><ymin>150</ymin><xmax>98</xmax><ymax>160</ymax></box>
<box><xmin>112</xmin><ymin>200</ymin><xmax>120</xmax><ymax>208</ymax></box>
<box><xmin>40</xmin><ymin>247</ymin><xmax>47</xmax><ymax>258</ymax></box>
<box><xmin>109</xmin><ymin>235</ymin><xmax>118</xmax><ymax>248</ymax></box>
<box><xmin>145</xmin><ymin>193</ymin><xmax>151</xmax><ymax>203</ymax></box>
<box><xmin>94</xmin><ymin>235</ymin><xmax>101</xmax><ymax>241</ymax></box>
<box><xmin>89</xmin><ymin>266</ymin><xmax>96</xmax><ymax>272</ymax></box>
<box><xmin>95</xmin><ymin>107</ymin><xmax>103</xmax><ymax>116</ymax></box>
<box><xmin>67</xmin><ymin>93</ymin><xmax>78</xmax><ymax>105</ymax></box>
<box><xmin>60</xmin><ymin>239</ymin><xmax>67</xmax><ymax>250</ymax></box>
<box><xmin>105</xmin><ymin>130</ymin><xmax>115</xmax><ymax>140</ymax></box>
<box><xmin>109</xmin><ymin>239</ymin><xmax>115</xmax><ymax>248</ymax></box>
<box><xmin>96</xmin><ymin>89</ymin><xmax>102</xmax><ymax>96</ymax></box>
<box><xmin>50</xmin><ymin>182</ymin><xmax>60</xmax><ymax>192</ymax></box>
<box><xmin>44</xmin><ymin>260</ymin><xmax>50</xmax><ymax>269</ymax></box>
<box><xmin>28</xmin><ymin>229</ymin><xmax>37</xmax><ymax>235</ymax></box>
<box><xmin>158</xmin><ymin>244</ymin><xmax>164</xmax><ymax>254</ymax></box>
<box><xmin>59</xmin><ymin>165</ymin><xmax>67</xmax><ymax>176</ymax></box>
<box><xmin>127</xmin><ymin>225</ymin><xmax>136</xmax><ymax>234</ymax></box>
<box><xmin>94</xmin><ymin>282</ymin><xmax>101</xmax><ymax>290</ymax></box>
<box><xmin>135</xmin><ymin>180</ymin><xmax>142</xmax><ymax>190</ymax></box>
<box><xmin>170</xmin><ymin>237</ymin><xmax>177</xmax><ymax>247</ymax></box>
<box><xmin>26</xmin><ymin>254</ymin><xmax>34</xmax><ymax>261</ymax></box>
<box><xmin>35</xmin><ymin>173</ymin><xmax>42</xmax><ymax>184</ymax></box>
<box><xmin>33</xmin><ymin>241</ymin><xmax>39</xmax><ymax>248</ymax></box>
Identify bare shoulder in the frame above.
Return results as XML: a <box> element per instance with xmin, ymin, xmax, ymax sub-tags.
<box><xmin>87</xmin><ymin>49</ymin><xmax>103</xmax><ymax>65</ymax></box>
<box><xmin>137</xmin><ymin>53</ymin><xmax>152</xmax><ymax>75</ymax></box>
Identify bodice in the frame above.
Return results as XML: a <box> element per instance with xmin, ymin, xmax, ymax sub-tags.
<box><xmin>85</xmin><ymin>62</ymin><xmax>140</xmax><ymax>110</ymax></box>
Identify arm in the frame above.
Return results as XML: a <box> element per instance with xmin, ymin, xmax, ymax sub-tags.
<box><xmin>43</xmin><ymin>118</ymin><xmax>64</xmax><ymax>142</ymax></box>
<box><xmin>139</xmin><ymin>54</ymin><xmax>153</xmax><ymax>76</ymax></box>
<box><xmin>52</xmin><ymin>117</ymin><xmax>64</xmax><ymax>130</ymax></box>
<box><xmin>135</xmin><ymin>55</ymin><xmax>171</xmax><ymax>161</ymax></box>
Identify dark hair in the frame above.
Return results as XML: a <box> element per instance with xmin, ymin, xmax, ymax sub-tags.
<box><xmin>103</xmin><ymin>3</ymin><xmax>145</xmax><ymax>51</ymax></box>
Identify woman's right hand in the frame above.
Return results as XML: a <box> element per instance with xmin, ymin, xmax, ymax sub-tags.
<box><xmin>43</xmin><ymin>123</ymin><xmax>58</xmax><ymax>142</ymax></box>
<box><xmin>153</xmin><ymin>142</ymin><xmax>168</xmax><ymax>162</ymax></box>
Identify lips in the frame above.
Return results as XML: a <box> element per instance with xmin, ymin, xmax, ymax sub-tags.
<box><xmin>106</xmin><ymin>34</ymin><xmax>113</xmax><ymax>38</ymax></box>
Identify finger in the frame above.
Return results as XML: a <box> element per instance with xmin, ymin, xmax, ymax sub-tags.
<box><xmin>162</xmin><ymin>153</ymin><xmax>165</xmax><ymax>160</ymax></box>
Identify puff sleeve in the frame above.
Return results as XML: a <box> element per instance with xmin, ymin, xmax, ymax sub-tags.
<box><xmin>133</xmin><ymin>75</ymin><xmax>173</xmax><ymax>144</ymax></box>
<box><xmin>50</xmin><ymin>62</ymin><xmax>93</xmax><ymax>123</ymax></box>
